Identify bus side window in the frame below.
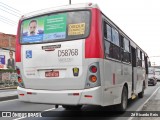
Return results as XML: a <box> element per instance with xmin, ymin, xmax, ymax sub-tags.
<box><xmin>137</xmin><ymin>49</ymin><xmax>142</xmax><ymax>67</ymax></box>
<box><xmin>107</xmin><ymin>24</ymin><xmax>112</xmax><ymax>41</ymax></box>
<box><xmin>123</xmin><ymin>38</ymin><xmax>131</xmax><ymax>63</ymax></box>
<box><xmin>103</xmin><ymin>21</ymin><xmax>121</xmax><ymax>61</ymax></box>
<box><xmin>103</xmin><ymin>21</ymin><xmax>107</xmax><ymax>39</ymax></box>
<box><xmin>104</xmin><ymin>40</ymin><xmax>112</xmax><ymax>57</ymax></box>
<box><xmin>103</xmin><ymin>21</ymin><xmax>112</xmax><ymax>58</ymax></box>
<box><xmin>142</xmin><ymin>53</ymin><xmax>145</xmax><ymax>68</ymax></box>
<box><xmin>144</xmin><ymin>56</ymin><xmax>149</xmax><ymax>74</ymax></box>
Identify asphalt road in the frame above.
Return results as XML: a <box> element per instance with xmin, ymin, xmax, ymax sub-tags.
<box><xmin>0</xmin><ymin>83</ymin><xmax>160</xmax><ymax>120</ymax></box>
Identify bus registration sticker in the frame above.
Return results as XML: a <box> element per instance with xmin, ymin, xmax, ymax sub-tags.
<box><xmin>45</xmin><ymin>71</ymin><xmax>59</xmax><ymax>77</ymax></box>
<box><xmin>68</xmin><ymin>23</ymin><xmax>85</xmax><ymax>35</ymax></box>
<box><xmin>73</xmin><ymin>67</ymin><xmax>79</xmax><ymax>77</ymax></box>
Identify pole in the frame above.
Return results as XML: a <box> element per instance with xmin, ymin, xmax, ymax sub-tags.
<box><xmin>69</xmin><ymin>0</ymin><xmax>71</xmax><ymax>5</ymax></box>
<box><xmin>9</xmin><ymin>36</ymin><xmax>11</xmax><ymax>50</ymax></box>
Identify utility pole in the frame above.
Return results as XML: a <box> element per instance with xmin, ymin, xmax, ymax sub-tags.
<box><xmin>9</xmin><ymin>36</ymin><xmax>11</xmax><ymax>50</ymax></box>
<box><xmin>69</xmin><ymin>0</ymin><xmax>71</xmax><ymax>5</ymax></box>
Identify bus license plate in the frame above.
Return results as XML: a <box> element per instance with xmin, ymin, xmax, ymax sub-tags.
<box><xmin>45</xmin><ymin>71</ymin><xmax>59</xmax><ymax>77</ymax></box>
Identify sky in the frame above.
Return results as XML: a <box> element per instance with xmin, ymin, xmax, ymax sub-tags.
<box><xmin>0</xmin><ymin>0</ymin><xmax>160</xmax><ymax>65</ymax></box>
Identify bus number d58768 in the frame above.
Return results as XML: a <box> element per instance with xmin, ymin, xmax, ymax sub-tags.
<box><xmin>58</xmin><ymin>49</ymin><xmax>78</xmax><ymax>57</ymax></box>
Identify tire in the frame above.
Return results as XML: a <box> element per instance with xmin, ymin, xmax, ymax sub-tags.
<box><xmin>153</xmin><ymin>81</ymin><xmax>156</xmax><ymax>86</ymax></box>
<box><xmin>116</xmin><ymin>86</ymin><xmax>128</xmax><ymax>112</ymax></box>
<box><xmin>138</xmin><ymin>84</ymin><xmax>144</xmax><ymax>98</ymax></box>
<box><xmin>62</xmin><ymin>105</ymin><xmax>82</xmax><ymax>110</ymax></box>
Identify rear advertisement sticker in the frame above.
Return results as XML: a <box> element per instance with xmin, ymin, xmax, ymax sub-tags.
<box><xmin>68</xmin><ymin>23</ymin><xmax>85</xmax><ymax>35</ymax></box>
<box><xmin>21</xmin><ymin>13</ymin><xmax>67</xmax><ymax>43</ymax></box>
<box><xmin>43</xmin><ymin>14</ymin><xmax>67</xmax><ymax>40</ymax></box>
<box><xmin>73</xmin><ymin>67</ymin><xmax>79</xmax><ymax>77</ymax></box>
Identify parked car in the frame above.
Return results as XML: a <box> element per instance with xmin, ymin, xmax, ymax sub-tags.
<box><xmin>148</xmin><ymin>67</ymin><xmax>157</xmax><ymax>86</ymax></box>
<box><xmin>155</xmin><ymin>69</ymin><xmax>160</xmax><ymax>81</ymax></box>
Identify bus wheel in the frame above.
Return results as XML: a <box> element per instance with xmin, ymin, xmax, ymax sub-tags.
<box><xmin>62</xmin><ymin>105</ymin><xmax>82</xmax><ymax>110</ymax></box>
<box><xmin>117</xmin><ymin>86</ymin><xmax>128</xmax><ymax>112</ymax></box>
<box><xmin>138</xmin><ymin>84</ymin><xmax>144</xmax><ymax>98</ymax></box>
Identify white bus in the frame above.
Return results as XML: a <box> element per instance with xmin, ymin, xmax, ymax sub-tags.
<box><xmin>16</xmin><ymin>3</ymin><xmax>149</xmax><ymax>111</ymax></box>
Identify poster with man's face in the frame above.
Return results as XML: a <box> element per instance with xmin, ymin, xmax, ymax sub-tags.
<box><xmin>21</xmin><ymin>17</ymin><xmax>45</xmax><ymax>43</ymax></box>
<box><xmin>21</xmin><ymin>13</ymin><xmax>67</xmax><ymax>43</ymax></box>
<box><xmin>0</xmin><ymin>50</ymin><xmax>15</xmax><ymax>69</ymax></box>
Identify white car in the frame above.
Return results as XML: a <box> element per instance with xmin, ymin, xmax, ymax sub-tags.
<box><xmin>148</xmin><ymin>67</ymin><xmax>157</xmax><ymax>86</ymax></box>
<box><xmin>155</xmin><ymin>69</ymin><xmax>160</xmax><ymax>81</ymax></box>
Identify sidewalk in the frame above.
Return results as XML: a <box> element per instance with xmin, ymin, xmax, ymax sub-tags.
<box><xmin>0</xmin><ymin>86</ymin><xmax>17</xmax><ymax>90</ymax></box>
<box><xmin>134</xmin><ymin>87</ymin><xmax>160</xmax><ymax>120</ymax></box>
<box><xmin>0</xmin><ymin>87</ymin><xmax>18</xmax><ymax>101</ymax></box>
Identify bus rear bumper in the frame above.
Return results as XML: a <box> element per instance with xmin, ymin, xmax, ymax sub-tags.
<box><xmin>17</xmin><ymin>86</ymin><xmax>103</xmax><ymax>106</ymax></box>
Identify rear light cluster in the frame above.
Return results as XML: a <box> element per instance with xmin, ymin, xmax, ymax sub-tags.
<box><xmin>85</xmin><ymin>62</ymin><xmax>101</xmax><ymax>89</ymax></box>
<box><xmin>16</xmin><ymin>67</ymin><xmax>25</xmax><ymax>88</ymax></box>
<box><xmin>89</xmin><ymin>66</ymin><xmax>97</xmax><ymax>83</ymax></box>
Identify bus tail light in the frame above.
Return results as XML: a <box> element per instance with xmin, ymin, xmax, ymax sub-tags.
<box><xmin>85</xmin><ymin>62</ymin><xmax>101</xmax><ymax>88</ymax></box>
<box><xmin>17</xmin><ymin>68</ymin><xmax>20</xmax><ymax>75</ymax></box>
<box><xmin>18</xmin><ymin>77</ymin><xmax>22</xmax><ymax>83</ymax></box>
<box><xmin>16</xmin><ymin>67</ymin><xmax>25</xmax><ymax>88</ymax></box>
<box><xmin>89</xmin><ymin>75</ymin><xmax>97</xmax><ymax>82</ymax></box>
<box><xmin>90</xmin><ymin>66</ymin><xmax>97</xmax><ymax>73</ymax></box>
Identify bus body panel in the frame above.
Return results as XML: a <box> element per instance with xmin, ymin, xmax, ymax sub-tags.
<box><xmin>17</xmin><ymin>86</ymin><xmax>103</xmax><ymax>105</ymax></box>
<box><xmin>134</xmin><ymin>67</ymin><xmax>145</xmax><ymax>94</ymax></box>
<box><xmin>103</xmin><ymin>59</ymin><xmax>132</xmax><ymax>105</ymax></box>
<box><xmin>85</xmin><ymin>8</ymin><xmax>104</xmax><ymax>58</ymax></box>
<box><xmin>17</xmin><ymin>58</ymin><xmax>105</xmax><ymax>106</ymax></box>
<box><xmin>21</xmin><ymin>40</ymin><xmax>88</xmax><ymax>90</ymax></box>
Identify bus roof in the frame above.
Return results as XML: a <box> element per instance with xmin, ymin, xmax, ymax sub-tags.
<box><xmin>20</xmin><ymin>3</ymin><xmax>148</xmax><ymax>57</ymax></box>
<box><xmin>21</xmin><ymin>3</ymin><xmax>99</xmax><ymax>20</ymax></box>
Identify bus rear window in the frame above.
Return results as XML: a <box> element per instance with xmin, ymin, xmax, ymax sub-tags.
<box><xmin>20</xmin><ymin>10</ymin><xmax>90</xmax><ymax>44</ymax></box>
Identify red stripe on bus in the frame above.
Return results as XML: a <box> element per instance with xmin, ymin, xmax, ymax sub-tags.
<box><xmin>113</xmin><ymin>73</ymin><xmax>115</xmax><ymax>85</ymax></box>
<box><xmin>85</xmin><ymin>8</ymin><xmax>104</xmax><ymax>58</ymax></box>
<box><xmin>16</xmin><ymin>20</ymin><xmax>22</xmax><ymax>62</ymax></box>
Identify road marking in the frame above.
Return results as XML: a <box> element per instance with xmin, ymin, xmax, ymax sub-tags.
<box><xmin>13</xmin><ymin>106</ymin><xmax>62</xmax><ymax>120</ymax></box>
<box><xmin>128</xmin><ymin>85</ymin><xmax>160</xmax><ymax>120</ymax></box>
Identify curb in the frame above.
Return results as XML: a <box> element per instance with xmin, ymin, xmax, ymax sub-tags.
<box><xmin>0</xmin><ymin>95</ymin><xmax>18</xmax><ymax>101</ymax></box>
<box><xmin>0</xmin><ymin>87</ymin><xmax>17</xmax><ymax>90</ymax></box>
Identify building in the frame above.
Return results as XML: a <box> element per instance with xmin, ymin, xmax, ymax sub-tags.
<box><xmin>0</xmin><ymin>32</ymin><xmax>16</xmax><ymax>69</ymax></box>
<box><xmin>0</xmin><ymin>32</ymin><xmax>16</xmax><ymax>50</ymax></box>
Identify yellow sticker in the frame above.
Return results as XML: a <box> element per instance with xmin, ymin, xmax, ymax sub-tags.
<box><xmin>73</xmin><ymin>67</ymin><xmax>79</xmax><ymax>77</ymax></box>
<box><xmin>68</xmin><ymin>23</ymin><xmax>85</xmax><ymax>35</ymax></box>
<box><xmin>73</xmin><ymin>68</ymin><xmax>79</xmax><ymax>73</ymax></box>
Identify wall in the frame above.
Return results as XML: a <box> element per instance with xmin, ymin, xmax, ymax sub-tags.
<box><xmin>0</xmin><ymin>49</ymin><xmax>15</xmax><ymax>69</ymax></box>
<box><xmin>0</xmin><ymin>32</ymin><xmax>16</xmax><ymax>48</ymax></box>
